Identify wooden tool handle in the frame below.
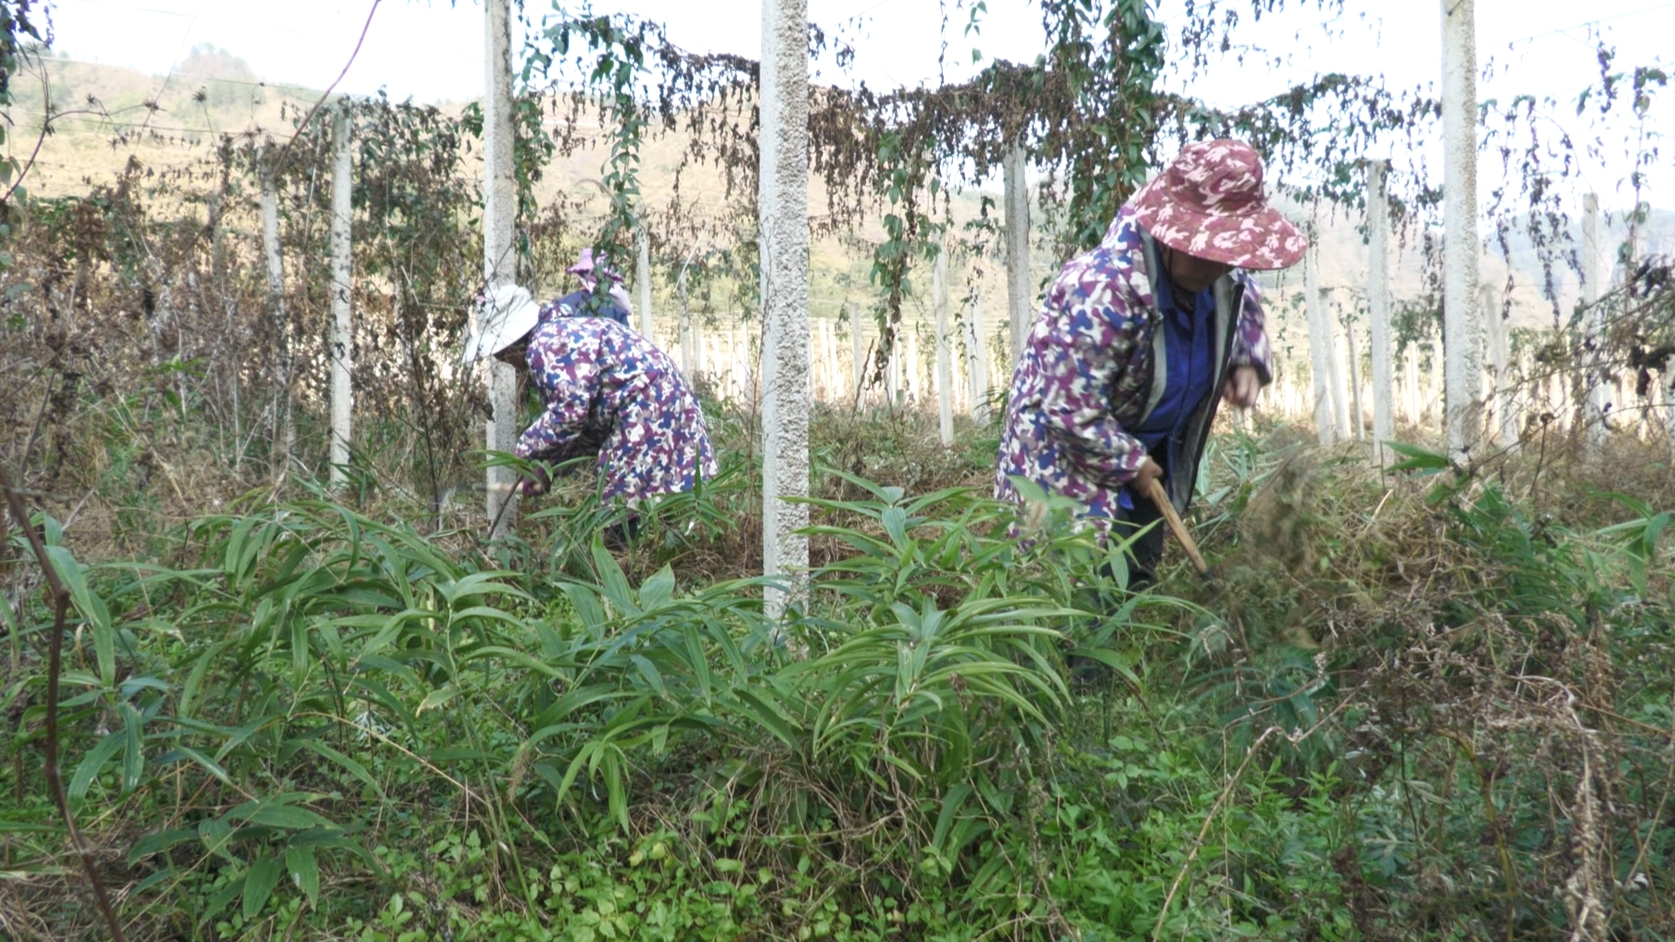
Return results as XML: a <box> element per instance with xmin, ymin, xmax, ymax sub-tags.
<box><xmin>1144</xmin><ymin>478</ymin><xmax>1211</xmax><ymax>576</ymax></box>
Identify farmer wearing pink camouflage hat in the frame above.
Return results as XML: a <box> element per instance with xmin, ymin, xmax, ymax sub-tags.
<box><xmin>995</xmin><ymin>139</ymin><xmax>1306</xmax><ymax>587</ymax></box>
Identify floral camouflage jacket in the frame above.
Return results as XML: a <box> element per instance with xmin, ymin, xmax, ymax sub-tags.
<box><xmin>516</xmin><ymin>314</ymin><xmax>716</xmax><ymax>504</ymax></box>
<box><xmin>994</xmin><ymin>204</ymin><xmax>1274</xmax><ymax>525</ymax></box>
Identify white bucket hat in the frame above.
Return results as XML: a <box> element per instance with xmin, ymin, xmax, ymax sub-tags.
<box><xmin>461</xmin><ymin>284</ymin><xmax>539</xmax><ymax>364</ymax></box>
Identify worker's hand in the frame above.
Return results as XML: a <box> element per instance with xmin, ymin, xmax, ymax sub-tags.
<box><xmin>518</xmin><ymin>465</ymin><xmax>551</xmax><ymax>497</ymax></box>
<box><xmin>1131</xmin><ymin>457</ymin><xmax>1164</xmax><ymax>493</ymax></box>
<box><xmin>1222</xmin><ymin>364</ymin><xmax>1260</xmax><ymax>409</ymax></box>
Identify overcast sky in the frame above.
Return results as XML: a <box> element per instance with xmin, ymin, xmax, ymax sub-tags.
<box><xmin>42</xmin><ymin>0</ymin><xmax>1675</xmax><ymax>209</ymax></box>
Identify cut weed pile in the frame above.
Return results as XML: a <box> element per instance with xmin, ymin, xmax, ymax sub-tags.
<box><xmin>3</xmin><ymin>412</ymin><xmax>1674</xmax><ymax>942</ymax></box>
<box><xmin>1158</xmin><ymin>421</ymin><xmax>1675</xmax><ymax>939</ymax></box>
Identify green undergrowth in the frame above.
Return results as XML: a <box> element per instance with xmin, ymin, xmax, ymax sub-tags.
<box><xmin>3</xmin><ymin>422</ymin><xmax>1674</xmax><ymax>941</ymax></box>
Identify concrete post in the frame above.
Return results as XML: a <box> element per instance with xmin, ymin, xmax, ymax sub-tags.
<box><xmin>849</xmin><ymin>303</ymin><xmax>865</xmax><ymax>401</ymax></box>
<box><xmin>886</xmin><ymin>329</ymin><xmax>900</xmax><ymax>405</ymax></box>
<box><xmin>1327</xmin><ymin>307</ymin><xmax>1350</xmax><ymax>439</ymax></box>
<box><xmin>1481</xmin><ymin>281</ymin><xmax>1517</xmax><ymax>449</ymax></box>
<box><xmin>1004</xmin><ymin>144</ymin><xmax>1031</xmax><ymax>362</ymax></box>
<box><xmin>758</xmin><ymin>0</ymin><xmax>811</xmax><ymax>620</ymax></box>
<box><xmin>678</xmin><ymin>262</ymin><xmax>696</xmax><ymax>377</ymax></box>
<box><xmin>966</xmin><ymin>284</ymin><xmax>990</xmax><ymax>423</ymax></box>
<box><xmin>483</xmin><ymin>0</ymin><xmax>520</xmax><ymax>536</ymax></box>
<box><xmin>329</xmin><ymin>103</ymin><xmax>353</xmax><ymax>490</ymax></box>
<box><xmin>1665</xmin><ymin>358</ymin><xmax>1675</xmax><ymax>453</ymax></box>
<box><xmin>831</xmin><ymin>321</ymin><xmax>844</xmax><ymax>401</ymax></box>
<box><xmin>934</xmin><ymin>230</ymin><xmax>954</xmax><ymax>445</ymax></box>
<box><xmin>1304</xmin><ymin>241</ymin><xmax>1336</xmax><ymax>445</ymax></box>
<box><xmin>1366</xmin><ymin>159</ymin><xmax>1393</xmax><ymax>460</ymax></box>
<box><xmin>825</xmin><ymin>320</ymin><xmax>841</xmax><ymax>402</ymax></box>
<box><xmin>1347</xmin><ymin>318</ymin><xmax>1364</xmax><ymax>439</ymax></box>
<box><xmin>260</xmin><ymin>148</ymin><xmax>294</xmax><ymax>468</ymax></box>
<box><xmin>636</xmin><ymin>224</ymin><xmax>654</xmax><ymax>339</ymax></box>
<box><xmin>906</xmin><ymin>330</ymin><xmax>921</xmax><ymax>403</ymax></box>
<box><xmin>1582</xmin><ymin>193</ymin><xmax>1610</xmax><ymax>444</ymax></box>
<box><xmin>1442</xmin><ymin>0</ymin><xmax>1483</xmax><ymax>462</ymax></box>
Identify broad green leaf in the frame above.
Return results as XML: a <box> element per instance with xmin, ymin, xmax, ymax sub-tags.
<box><xmin>1382</xmin><ymin>440</ymin><xmax>1451</xmax><ymax>474</ymax></box>
<box><xmin>639</xmin><ymin>565</ymin><xmax>676</xmax><ymax>609</ymax></box>
<box><xmin>630</xmin><ymin>655</ymin><xmax>667</xmax><ymax>698</ymax></box>
<box><xmin>287</xmin><ymin>739</ymin><xmax>384</xmax><ymax>798</ymax></box>
<box><xmin>285</xmin><ymin>845</ymin><xmax>320</xmax><ymax>907</ymax></box>
<box><xmin>153</xmin><ymin>746</ymin><xmax>230</xmax><ymax>784</ymax></box>
<box><xmin>129</xmin><ymin>827</ymin><xmax>197</xmax><ymax>864</ymax></box>
<box><xmin>243</xmin><ymin>853</ymin><xmax>284</xmax><ymax>920</ymax></box>
<box><xmin>416</xmin><ymin>684</ymin><xmax>461</xmax><ymax>715</ymax></box>
<box><xmin>881</xmin><ymin>507</ymin><xmax>909</xmax><ymax>546</ymax></box>
<box><xmin>459</xmin><ymin>645</ymin><xmax>566</xmax><ymax>677</ymax></box>
<box><xmin>227</xmin><ymin>795</ymin><xmax>335</xmax><ymax>831</ymax></box>
<box><xmin>68</xmin><ymin>732</ymin><xmax>124</xmax><ymax>810</ymax></box>
<box><xmin>590</xmin><ymin>542</ymin><xmax>638</xmax><ymax>614</ymax></box>
<box><xmin>199</xmin><ymin>817</ymin><xmax>237</xmax><ymax>863</ymax></box>
<box><xmin>45</xmin><ymin>545</ymin><xmax>114</xmax><ymax>685</ymax></box>
<box><xmin>733</xmin><ymin>686</ymin><xmax>803</xmax><ymax>750</ymax></box>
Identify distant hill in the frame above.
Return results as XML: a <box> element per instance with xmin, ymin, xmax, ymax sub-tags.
<box><xmin>175</xmin><ymin>43</ymin><xmax>259</xmax><ymax>84</ymax></box>
<box><xmin>6</xmin><ymin>50</ymin><xmax>1666</xmax><ymax>345</ymax></box>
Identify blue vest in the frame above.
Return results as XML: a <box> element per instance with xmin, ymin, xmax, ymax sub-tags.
<box><xmin>1119</xmin><ymin>268</ymin><xmax>1218</xmax><ymax>510</ymax></box>
<box><xmin>554</xmin><ymin>289</ymin><xmax>631</xmax><ymax>327</ymax></box>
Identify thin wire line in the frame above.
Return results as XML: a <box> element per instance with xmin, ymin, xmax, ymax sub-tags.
<box><xmin>139</xmin><ymin>10</ymin><xmax>197</xmax><ymax>132</ymax></box>
<box><xmin>1504</xmin><ymin>0</ymin><xmax>1675</xmax><ymax>46</ymax></box>
<box><xmin>271</xmin><ymin>0</ymin><xmax>382</xmax><ymax>172</ymax></box>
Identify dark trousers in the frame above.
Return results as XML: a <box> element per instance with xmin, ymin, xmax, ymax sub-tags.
<box><xmin>1104</xmin><ymin>488</ymin><xmax>1167</xmax><ymax>591</ymax></box>
<box><xmin>602</xmin><ymin>516</ymin><xmax>641</xmax><ymax>552</ymax></box>
<box><xmin>1073</xmin><ymin>487</ymin><xmax>1167</xmax><ymax>678</ymax></box>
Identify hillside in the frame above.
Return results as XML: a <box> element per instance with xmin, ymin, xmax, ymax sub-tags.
<box><xmin>7</xmin><ymin>47</ymin><xmax>1666</xmax><ymax>350</ymax></box>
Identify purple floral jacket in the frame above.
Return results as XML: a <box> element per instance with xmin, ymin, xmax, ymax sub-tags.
<box><xmin>995</xmin><ymin>205</ymin><xmax>1274</xmax><ymax>524</ymax></box>
<box><xmin>517</xmin><ymin>314</ymin><xmax>716</xmax><ymax>504</ymax></box>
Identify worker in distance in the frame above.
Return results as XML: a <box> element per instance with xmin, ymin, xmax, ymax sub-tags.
<box><xmin>461</xmin><ymin>274</ymin><xmax>715</xmax><ymax>516</ymax></box>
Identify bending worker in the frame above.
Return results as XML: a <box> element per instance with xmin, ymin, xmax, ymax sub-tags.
<box><xmin>995</xmin><ymin>140</ymin><xmax>1306</xmax><ymax>585</ymax></box>
<box><xmin>539</xmin><ymin>248</ymin><xmax>634</xmax><ymax>327</ymax></box>
<box><xmin>463</xmin><ymin>283</ymin><xmax>715</xmax><ymax>505</ymax></box>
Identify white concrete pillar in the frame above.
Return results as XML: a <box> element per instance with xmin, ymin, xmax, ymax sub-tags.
<box><xmin>934</xmin><ymin>232</ymin><xmax>954</xmax><ymax>445</ymax></box>
<box><xmin>483</xmin><ymin>0</ymin><xmax>520</xmax><ymax>535</ymax></box>
<box><xmin>1582</xmin><ymin>193</ymin><xmax>1610</xmax><ymax>443</ymax></box>
<box><xmin>886</xmin><ymin>329</ymin><xmax>900</xmax><ymax>405</ymax></box>
<box><xmin>828</xmin><ymin>320</ymin><xmax>842</xmax><ymax>401</ymax></box>
<box><xmin>1366</xmin><ymin>159</ymin><xmax>1393</xmax><ymax>459</ymax></box>
<box><xmin>849</xmin><ymin>303</ymin><xmax>865</xmax><ymax>402</ymax></box>
<box><xmin>966</xmin><ymin>285</ymin><xmax>990</xmax><ymax>424</ymax></box>
<box><xmin>677</xmin><ymin>263</ymin><xmax>696</xmax><ymax>377</ymax></box>
<box><xmin>1347</xmin><ymin>319</ymin><xmax>1364</xmax><ymax>440</ymax></box>
<box><xmin>1405</xmin><ymin>353</ymin><xmax>1421</xmax><ymax>427</ymax></box>
<box><xmin>1663</xmin><ymin>359</ymin><xmax>1675</xmax><ymax>452</ymax></box>
<box><xmin>329</xmin><ymin>103</ymin><xmax>353</xmax><ymax>490</ymax></box>
<box><xmin>906</xmin><ymin>329</ymin><xmax>921</xmax><ymax>403</ymax></box>
<box><xmin>1304</xmin><ymin>241</ymin><xmax>1336</xmax><ymax>445</ymax></box>
<box><xmin>823</xmin><ymin>320</ymin><xmax>839</xmax><ymax>402</ymax></box>
<box><xmin>1004</xmin><ymin>144</ymin><xmax>1031</xmax><ymax>361</ymax></box>
<box><xmin>758</xmin><ymin>0</ymin><xmax>811</xmax><ymax>619</ymax></box>
<box><xmin>260</xmin><ymin>148</ymin><xmax>293</xmax><ymax>466</ymax></box>
<box><xmin>636</xmin><ymin>225</ymin><xmax>654</xmax><ymax>339</ymax></box>
<box><xmin>1442</xmin><ymin>0</ymin><xmax>1483</xmax><ymax>461</ymax></box>
<box><xmin>1481</xmin><ymin>281</ymin><xmax>1517</xmax><ymax>449</ymax></box>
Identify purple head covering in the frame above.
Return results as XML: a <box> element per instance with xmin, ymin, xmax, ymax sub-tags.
<box><xmin>566</xmin><ymin>248</ymin><xmax>625</xmax><ymax>284</ymax></box>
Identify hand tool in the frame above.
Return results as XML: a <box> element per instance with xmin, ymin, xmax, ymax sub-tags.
<box><xmin>1144</xmin><ymin>477</ymin><xmax>1215</xmax><ymax>582</ymax></box>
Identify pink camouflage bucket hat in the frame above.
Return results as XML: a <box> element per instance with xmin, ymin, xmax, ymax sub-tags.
<box><xmin>566</xmin><ymin>247</ymin><xmax>625</xmax><ymax>282</ymax></box>
<box><xmin>1129</xmin><ymin>140</ymin><xmax>1306</xmax><ymax>270</ymax></box>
